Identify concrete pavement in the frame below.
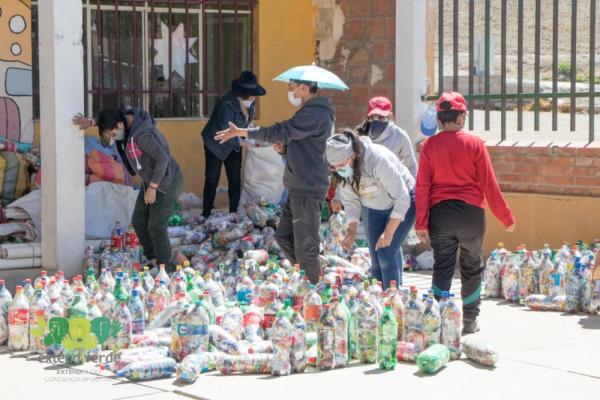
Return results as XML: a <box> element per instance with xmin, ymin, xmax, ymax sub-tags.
<box><xmin>1</xmin><ymin>272</ymin><xmax>598</xmax><ymax>400</ymax></box>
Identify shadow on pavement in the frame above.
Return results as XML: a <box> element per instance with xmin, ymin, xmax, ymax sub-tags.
<box><xmin>412</xmin><ymin>366</ymin><xmax>447</xmax><ymax>377</ymax></box>
<box><xmin>363</xmin><ymin>367</ymin><xmax>394</xmax><ymax>375</ymax></box>
<box><xmin>459</xmin><ymin>358</ymin><xmax>496</xmax><ymax>371</ymax></box>
<box><xmin>578</xmin><ymin>315</ymin><xmax>600</xmax><ymax>329</ymax></box>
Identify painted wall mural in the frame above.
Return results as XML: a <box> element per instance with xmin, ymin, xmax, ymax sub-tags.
<box><xmin>0</xmin><ymin>0</ymin><xmax>33</xmax><ymax>144</ymax></box>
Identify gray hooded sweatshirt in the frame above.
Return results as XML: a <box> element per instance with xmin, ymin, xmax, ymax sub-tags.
<box><xmin>338</xmin><ymin>137</ymin><xmax>415</xmax><ymax>224</ymax></box>
<box><xmin>369</xmin><ymin>122</ymin><xmax>418</xmax><ymax>177</ymax></box>
<box><xmin>118</xmin><ymin>108</ymin><xmax>180</xmax><ymax>192</ymax></box>
<box><xmin>247</xmin><ymin>97</ymin><xmax>335</xmax><ymax>199</ymax></box>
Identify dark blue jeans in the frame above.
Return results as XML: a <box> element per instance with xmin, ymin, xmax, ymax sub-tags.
<box><xmin>362</xmin><ymin>192</ymin><xmax>416</xmax><ymax>290</ymax></box>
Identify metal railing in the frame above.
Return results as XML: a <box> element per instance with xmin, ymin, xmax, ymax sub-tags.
<box><xmin>425</xmin><ymin>0</ymin><xmax>599</xmax><ymax>142</ymax></box>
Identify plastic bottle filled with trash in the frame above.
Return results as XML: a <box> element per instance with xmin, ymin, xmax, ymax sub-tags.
<box><xmin>65</xmin><ymin>287</ymin><xmax>89</xmax><ymax>364</ymax></box>
<box><xmin>404</xmin><ymin>287</ymin><xmax>425</xmax><ymax>352</ymax></box>
<box><xmin>566</xmin><ymin>261</ymin><xmax>585</xmax><ymax>313</ymax></box>
<box><xmin>128</xmin><ymin>289</ymin><xmax>145</xmax><ymax>335</ymax></box>
<box><xmin>186</xmin><ymin>300</ymin><xmax>209</xmax><ymax>354</ymax></box>
<box><xmin>171</xmin><ymin>303</ymin><xmax>190</xmax><ymax>361</ymax></box>
<box><xmin>417</xmin><ymin>344</ymin><xmax>450</xmax><ymax>374</ymax></box>
<box><xmin>378</xmin><ymin>303</ymin><xmax>398</xmax><ymax>370</ymax></box>
<box><xmin>347</xmin><ymin>292</ymin><xmax>359</xmax><ymax>360</ymax></box>
<box><xmin>317</xmin><ymin>304</ymin><xmax>336</xmax><ymax>370</ymax></box>
<box><xmin>423</xmin><ymin>297</ymin><xmax>441</xmax><ymax>347</ymax></box>
<box><xmin>501</xmin><ymin>253</ymin><xmax>520</xmax><ymax>302</ymax></box>
<box><xmin>101</xmin><ymin>346</ymin><xmax>171</xmax><ymax>372</ymax></box>
<box><xmin>270</xmin><ymin>309</ymin><xmax>293</xmax><ymax>376</ymax></box>
<box><xmin>396</xmin><ymin>341</ymin><xmax>418</xmax><ymax>363</ymax></box>
<box><xmin>303</xmin><ymin>285</ymin><xmax>322</xmax><ymax>335</ymax></box>
<box><xmin>386</xmin><ymin>281</ymin><xmax>405</xmax><ymax>341</ymax></box>
<box><xmin>44</xmin><ymin>297</ymin><xmax>65</xmax><ymax>355</ymax></box>
<box><xmin>290</xmin><ymin>305</ymin><xmax>307</xmax><ymax>373</ymax></box>
<box><xmin>356</xmin><ymin>294</ymin><xmax>378</xmax><ymax>364</ymax></box>
<box><xmin>243</xmin><ymin>296</ymin><xmax>264</xmax><ymax>342</ymax></box>
<box><xmin>332</xmin><ymin>297</ymin><xmax>350</xmax><ymax>368</ymax></box>
<box><xmin>29</xmin><ymin>288</ymin><xmax>49</xmax><ymax>354</ymax></box>
<box><xmin>519</xmin><ymin>251</ymin><xmax>538</xmax><ymax>302</ymax></box>
<box><xmin>484</xmin><ymin>251</ymin><xmax>502</xmax><ymax>298</ymax></box>
<box><xmin>116</xmin><ymin>357</ymin><xmax>177</xmax><ymax>381</ymax></box>
<box><xmin>441</xmin><ymin>293</ymin><xmax>462</xmax><ymax>360</ymax></box>
<box><xmin>216</xmin><ymin>353</ymin><xmax>273</xmax><ymax>374</ymax></box>
<box><xmin>461</xmin><ymin>335</ymin><xmax>499</xmax><ymax>367</ymax></box>
<box><xmin>177</xmin><ymin>352</ymin><xmax>218</xmax><ymax>383</ymax></box>
<box><xmin>524</xmin><ymin>294</ymin><xmax>567</xmax><ymax>312</ymax></box>
<box><xmin>113</xmin><ymin>301</ymin><xmax>133</xmax><ymax>352</ymax></box>
<box><xmin>537</xmin><ymin>250</ymin><xmax>554</xmax><ymax>296</ymax></box>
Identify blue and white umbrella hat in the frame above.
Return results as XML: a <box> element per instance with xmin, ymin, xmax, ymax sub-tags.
<box><xmin>273</xmin><ymin>64</ymin><xmax>349</xmax><ymax>91</ymax></box>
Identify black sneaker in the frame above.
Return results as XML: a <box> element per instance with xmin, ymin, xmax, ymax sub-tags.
<box><xmin>462</xmin><ymin>318</ymin><xmax>480</xmax><ymax>335</ymax></box>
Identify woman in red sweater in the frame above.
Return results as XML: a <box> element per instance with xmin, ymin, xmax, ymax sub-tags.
<box><xmin>415</xmin><ymin>91</ymin><xmax>516</xmax><ymax>334</ymax></box>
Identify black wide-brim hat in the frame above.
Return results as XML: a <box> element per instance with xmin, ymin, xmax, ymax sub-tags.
<box><xmin>231</xmin><ymin>70</ymin><xmax>267</xmax><ymax>96</ymax></box>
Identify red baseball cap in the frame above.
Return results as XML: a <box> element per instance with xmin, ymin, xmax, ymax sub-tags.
<box><xmin>367</xmin><ymin>96</ymin><xmax>392</xmax><ymax>117</ymax></box>
<box><xmin>437</xmin><ymin>91</ymin><xmax>467</xmax><ymax>112</ymax></box>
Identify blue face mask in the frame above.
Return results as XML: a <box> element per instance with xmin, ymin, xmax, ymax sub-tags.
<box><xmin>369</xmin><ymin>120</ymin><xmax>389</xmax><ymax>139</ymax></box>
<box><xmin>337</xmin><ymin>165</ymin><xmax>354</xmax><ymax>179</ymax></box>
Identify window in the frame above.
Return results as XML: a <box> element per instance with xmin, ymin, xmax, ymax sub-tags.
<box><xmin>32</xmin><ymin>0</ymin><xmax>255</xmax><ymax>119</ymax></box>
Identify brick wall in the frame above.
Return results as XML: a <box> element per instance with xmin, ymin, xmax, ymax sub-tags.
<box><xmin>315</xmin><ymin>0</ymin><xmax>396</xmax><ymax>129</ymax></box>
<box><xmin>487</xmin><ymin>143</ymin><xmax>600</xmax><ymax>197</ymax></box>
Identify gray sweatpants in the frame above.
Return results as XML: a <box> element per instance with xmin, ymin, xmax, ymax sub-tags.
<box><xmin>275</xmin><ymin>194</ymin><xmax>323</xmax><ymax>284</ymax></box>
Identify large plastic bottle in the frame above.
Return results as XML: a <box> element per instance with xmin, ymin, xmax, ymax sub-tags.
<box><xmin>356</xmin><ymin>294</ymin><xmax>378</xmax><ymax>364</ymax></box>
<box><xmin>423</xmin><ymin>297</ymin><xmax>441</xmax><ymax>347</ymax></box>
<box><xmin>8</xmin><ymin>285</ymin><xmax>29</xmax><ymax>351</ymax></box>
<box><xmin>519</xmin><ymin>251</ymin><xmax>538</xmax><ymax>302</ymax></box>
<box><xmin>216</xmin><ymin>353</ymin><xmax>272</xmax><ymax>374</ymax></box>
<box><xmin>303</xmin><ymin>284</ymin><xmax>322</xmax><ymax>335</ymax></box>
<box><xmin>538</xmin><ymin>250</ymin><xmax>555</xmax><ymax>296</ymax></box>
<box><xmin>501</xmin><ymin>253</ymin><xmax>520</xmax><ymax>302</ymax></box>
<box><xmin>332</xmin><ymin>297</ymin><xmax>349</xmax><ymax>368</ymax></box>
<box><xmin>113</xmin><ymin>276</ymin><xmax>129</xmax><ymax>303</ymax></box>
<box><xmin>113</xmin><ymin>301</ymin><xmax>133</xmax><ymax>351</ymax></box>
<box><xmin>128</xmin><ymin>289</ymin><xmax>145</xmax><ymax>335</ymax></box>
<box><xmin>461</xmin><ymin>335</ymin><xmax>499</xmax><ymax>367</ymax></box>
<box><xmin>157</xmin><ymin>264</ymin><xmax>171</xmax><ymax>288</ymax></box>
<box><xmin>378</xmin><ymin>304</ymin><xmax>398</xmax><ymax>370</ymax></box>
<box><xmin>242</xmin><ymin>296</ymin><xmax>264</xmax><ymax>342</ymax></box>
<box><xmin>29</xmin><ymin>288</ymin><xmax>49</xmax><ymax>353</ymax></box>
<box><xmin>171</xmin><ymin>276</ymin><xmax>188</xmax><ymax>302</ymax></box>
<box><xmin>64</xmin><ymin>287</ymin><xmax>89</xmax><ymax>364</ymax></box>
<box><xmin>270</xmin><ymin>310</ymin><xmax>293</xmax><ymax>376</ymax></box>
<box><xmin>186</xmin><ymin>300</ymin><xmax>209</xmax><ymax>354</ymax></box>
<box><xmin>404</xmin><ymin>287</ymin><xmax>425</xmax><ymax>352</ymax></box>
<box><xmin>177</xmin><ymin>352</ymin><xmax>218</xmax><ymax>383</ymax></box>
<box><xmin>484</xmin><ymin>251</ymin><xmax>502</xmax><ymax>298</ymax></box>
<box><xmin>386</xmin><ymin>281</ymin><xmax>405</xmax><ymax>341</ymax></box>
<box><xmin>171</xmin><ymin>303</ymin><xmax>190</xmax><ymax>361</ymax></box>
<box><xmin>116</xmin><ymin>357</ymin><xmax>177</xmax><ymax>381</ymax></box>
<box><xmin>346</xmin><ymin>292</ymin><xmax>359</xmax><ymax>360</ymax></box>
<box><xmin>0</xmin><ymin>279</ymin><xmax>13</xmax><ymax>345</ymax></box>
<box><xmin>590</xmin><ymin>258</ymin><xmax>600</xmax><ymax>315</ymax></box>
<box><xmin>566</xmin><ymin>262</ymin><xmax>585</xmax><ymax>313</ymax></box>
<box><xmin>441</xmin><ymin>293</ymin><xmax>462</xmax><ymax>360</ymax></box>
<box><xmin>290</xmin><ymin>305</ymin><xmax>307</xmax><ymax>373</ymax></box>
<box><xmin>417</xmin><ymin>343</ymin><xmax>450</xmax><ymax>374</ymax></box>
<box><xmin>44</xmin><ymin>298</ymin><xmax>65</xmax><ymax>355</ymax></box>
<box><xmin>317</xmin><ymin>304</ymin><xmax>336</xmax><ymax>370</ymax></box>
<box><xmin>147</xmin><ymin>278</ymin><xmax>167</xmax><ymax>323</ymax></box>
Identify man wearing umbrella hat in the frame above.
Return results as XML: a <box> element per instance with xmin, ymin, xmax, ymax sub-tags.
<box><xmin>201</xmin><ymin>70</ymin><xmax>266</xmax><ymax>218</ymax></box>
<box><xmin>216</xmin><ymin>68</ymin><xmax>341</xmax><ymax>284</ymax></box>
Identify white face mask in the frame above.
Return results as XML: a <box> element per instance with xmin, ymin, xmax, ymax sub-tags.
<box><xmin>115</xmin><ymin>127</ymin><xmax>126</xmax><ymax>141</ymax></box>
<box><xmin>288</xmin><ymin>91</ymin><xmax>302</xmax><ymax>107</ymax></box>
<box><xmin>240</xmin><ymin>98</ymin><xmax>255</xmax><ymax>109</ymax></box>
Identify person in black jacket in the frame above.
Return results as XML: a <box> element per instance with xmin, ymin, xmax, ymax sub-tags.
<box><xmin>73</xmin><ymin>107</ymin><xmax>182</xmax><ymax>271</ymax></box>
<box><xmin>201</xmin><ymin>71</ymin><xmax>266</xmax><ymax>218</ymax></box>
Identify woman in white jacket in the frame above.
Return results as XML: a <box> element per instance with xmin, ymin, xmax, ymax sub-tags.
<box><xmin>326</xmin><ymin>130</ymin><xmax>416</xmax><ymax>289</ymax></box>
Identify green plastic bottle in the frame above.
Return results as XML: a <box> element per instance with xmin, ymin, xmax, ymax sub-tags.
<box><xmin>417</xmin><ymin>343</ymin><xmax>450</xmax><ymax>374</ymax></box>
<box><xmin>377</xmin><ymin>304</ymin><xmax>398</xmax><ymax>370</ymax></box>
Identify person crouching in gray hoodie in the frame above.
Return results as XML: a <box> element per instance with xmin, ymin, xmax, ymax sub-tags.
<box><xmin>326</xmin><ymin>130</ymin><xmax>415</xmax><ymax>290</ymax></box>
<box><xmin>74</xmin><ymin>107</ymin><xmax>183</xmax><ymax>271</ymax></box>
<box><xmin>215</xmin><ymin>79</ymin><xmax>335</xmax><ymax>284</ymax></box>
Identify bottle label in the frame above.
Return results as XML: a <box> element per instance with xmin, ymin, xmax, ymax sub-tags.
<box><xmin>263</xmin><ymin>314</ymin><xmax>275</xmax><ymax>330</ymax></box>
<box><xmin>176</xmin><ymin>323</ymin><xmax>188</xmax><ymax>336</ymax></box>
<box><xmin>187</xmin><ymin>324</ymin><xmax>208</xmax><ymax>335</ymax></box>
<box><xmin>111</xmin><ymin>235</ymin><xmax>122</xmax><ymax>250</ymax></box>
<box><xmin>243</xmin><ymin>311</ymin><xmax>262</xmax><ymax>327</ymax></box>
<box><xmin>304</xmin><ymin>305</ymin><xmax>320</xmax><ymax>322</ymax></box>
<box><xmin>8</xmin><ymin>309</ymin><xmax>28</xmax><ymax>325</ymax></box>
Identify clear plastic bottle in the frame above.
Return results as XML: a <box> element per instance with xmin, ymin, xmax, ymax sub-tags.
<box><xmin>216</xmin><ymin>353</ymin><xmax>272</xmax><ymax>374</ymax></box>
<box><xmin>262</xmin><ymin>291</ymin><xmax>278</xmax><ymax>339</ymax></box>
<box><xmin>157</xmin><ymin>264</ymin><xmax>171</xmax><ymax>288</ymax></box>
<box><xmin>438</xmin><ymin>291</ymin><xmax>449</xmax><ymax>315</ymax></box>
<box><xmin>64</xmin><ymin>287</ymin><xmax>89</xmax><ymax>364</ymax></box>
<box><xmin>204</xmin><ymin>272</ymin><xmax>225</xmax><ymax>307</ymax></box>
<box><xmin>171</xmin><ymin>303</ymin><xmax>190</xmax><ymax>361</ymax></box>
<box><xmin>128</xmin><ymin>289</ymin><xmax>145</xmax><ymax>335</ymax></box>
<box><xmin>44</xmin><ymin>298</ymin><xmax>64</xmax><ymax>355</ymax></box>
<box><xmin>290</xmin><ymin>305</ymin><xmax>307</xmax><ymax>373</ymax></box>
<box><xmin>177</xmin><ymin>352</ymin><xmax>218</xmax><ymax>383</ymax></box>
<box><xmin>270</xmin><ymin>310</ymin><xmax>293</xmax><ymax>376</ymax></box>
<box><xmin>242</xmin><ymin>296</ymin><xmax>264</xmax><ymax>342</ymax></box>
<box><xmin>441</xmin><ymin>293</ymin><xmax>462</xmax><ymax>360</ymax></box>
<box><xmin>524</xmin><ymin>294</ymin><xmax>566</xmax><ymax>311</ymax></box>
<box><xmin>356</xmin><ymin>294</ymin><xmax>378</xmax><ymax>364</ymax></box>
<box><xmin>417</xmin><ymin>343</ymin><xmax>450</xmax><ymax>374</ymax></box>
<box><xmin>549</xmin><ymin>261</ymin><xmax>567</xmax><ymax>297</ymax></box>
<box><xmin>461</xmin><ymin>335</ymin><xmax>499</xmax><ymax>367</ymax></box>
<box><xmin>378</xmin><ymin>304</ymin><xmax>398</xmax><ymax>370</ymax></box>
<box><xmin>23</xmin><ymin>278</ymin><xmax>35</xmax><ymax>303</ymax></box>
<box><xmin>501</xmin><ymin>253</ymin><xmax>520</xmax><ymax>302</ymax></box>
<box><xmin>347</xmin><ymin>292</ymin><xmax>359</xmax><ymax>360</ymax></box>
<box><xmin>186</xmin><ymin>300</ymin><xmax>209</xmax><ymax>354</ymax></box>
<box><xmin>404</xmin><ymin>287</ymin><xmax>425</xmax><ymax>352</ymax></box>
<box><xmin>537</xmin><ymin>250</ymin><xmax>555</xmax><ymax>296</ymax></box>
<box><xmin>171</xmin><ymin>276</ymin><xmax>188</xmax><ymax>302</ymax></box>
<box><xmin>147</xmin><ymin>278</ymin><xmax>167</xmax><ymax>323</ymax></box>
<box><xmin>116</xmin><ymin>357</ymin><xmax>177</xmax><ymax>381</ymax></box>
<box><xmin>331</xmin><ymin>297</ymin><xmax>350</xmax><ymax>368</ymax></box>
<box><xmin>113</xmin><ymin>301</ymin><xmax>133</xmax><ymax>351</ymax></box>
<box><xmin>303</xmin><ymin>284</ymin><xmax>322</xmax><ymax>335</ymax></box>
<box><xmin>566</xmin><ymin>262</ymin><xmax>585</xmax><ymax>313</ymax></box>
<box><xmin>484</xmin><ymin>251</ymin><xmax>502</xmax><ymax>298</ymax></box>
<box><xmin>519</xmin><ymin>251</ymin><xmax>538</xmax><ymax>302</ymax></box>
<box><xmin>423</xmin><ymin>297</ymin><xmax>441</xmax><ymax>347</ymax></box>
<box><xmin>0</xmin><ymin>279</ymin><xmax>13</xmax><ymax>345</ymax></box>
<box><xmin>386</xmin><ymin>281</ymin><xmax>405</xmax><ymax>341</ymax></box>
<box><xmin>317</xmin><ymin>303</ymin><xmax>336</xmax><ymax>370</ymax></box>
<box><xmin>34</xmin><ymin>270</ymin><xmax>49</xmax><ymax>291</ymax></box>
<box><xmin>113</xmin><ymin>276</ymin><xmax>129</xmax><ymax>303</ymax></box>
<box><xmin>29</xmin><ymin>288</ymin><xmax>49</xmax><ymax>353</ymax></box>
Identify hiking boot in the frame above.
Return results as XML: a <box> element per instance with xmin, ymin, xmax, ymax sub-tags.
<box><xmin>462</xmin><ymin>318</ymin><xmax>480</xmax><ymax>335</ymax></box>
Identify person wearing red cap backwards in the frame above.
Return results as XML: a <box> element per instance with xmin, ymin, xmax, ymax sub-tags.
<box><xmin>415</xmin><ymin>91</ymin><xmax>516</xmax><ymax>334</ymax></box>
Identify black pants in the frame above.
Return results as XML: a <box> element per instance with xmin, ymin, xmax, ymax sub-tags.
<box><xmin>132</xmin><ymin>170</ymin><xmax>183</xmax><ymax>271</ymax></box>
<box><xmin>275</xmin><ymin>194</ymin><xmax>322</xmax><ymax>284</ymax></box>
<box><xmin>429</xmin><ymin>200</ymin><xmax>485</xmax><ymax>319</ymax></box>
<box><xmin>202</xmin><ymin>147</ymin><xmax>242</xmax><ymax>218</ymax></box>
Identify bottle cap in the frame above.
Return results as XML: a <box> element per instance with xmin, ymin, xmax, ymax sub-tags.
<box><xmin>293</xmin><ymin>305</ymin><xmax>300</xmax><ymax>312</ymax></box>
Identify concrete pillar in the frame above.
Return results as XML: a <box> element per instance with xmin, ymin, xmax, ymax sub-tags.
<box><xmin>395</xmin><ymin>0</ymin><xmax>428</xmax><ymax>144</ymax></box>
<box><xmin>38</xmin><ymin>0</ymin><xmax>85</xmax><ymax>276</ymax></box>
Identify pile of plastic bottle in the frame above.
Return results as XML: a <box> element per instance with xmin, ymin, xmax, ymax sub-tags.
<box><xmin>0</xmin><ymin>209</ymin><xmax>504</xmax><ymax>383</ymax></box>
<box><xmin>484</xmin><ymin>242</ymin><xmax>600</xmax><ymax>315</ymax></box>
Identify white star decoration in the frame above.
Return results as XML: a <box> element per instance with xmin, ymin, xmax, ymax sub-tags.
<box><xmin>153</xmin><ymin>22</ymin><xmax>198</xmax><ymax>79</ymax></box>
